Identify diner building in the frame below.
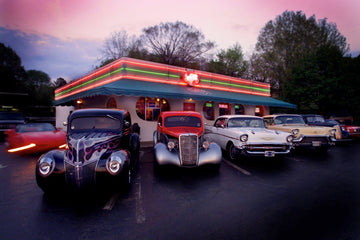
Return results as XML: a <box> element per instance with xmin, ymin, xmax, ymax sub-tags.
<box><xmin>54</xmin><ymin>57</ymin><xmax>296</xmax><ymax>143</ymax></box>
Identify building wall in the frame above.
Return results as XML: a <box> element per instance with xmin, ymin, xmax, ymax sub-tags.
<box><xmin>56</xmin><ymin>95</ymin><xmax>269</xmax><ymax>143</ymax></box>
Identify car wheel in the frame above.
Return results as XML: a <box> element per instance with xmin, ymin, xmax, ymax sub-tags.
<box><xmin>120</xmin><ymin>165</ymin><xmax>131</xmax><ymax>189</ymax></box>
<box><xmin>227</xmin><ymin>142</ymin><xmax>237</xmax><ymax>161</ymax></box>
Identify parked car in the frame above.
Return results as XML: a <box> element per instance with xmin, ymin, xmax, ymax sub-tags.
<box><xmin>205</xmin><ymin>115</ymin><xmax>294</xmax><ymax>160</ymax></box>
<box><xmin>153</xmin><ymin>111</ymin><xmax>222</xmax><ymax>169</ymax></box>
<box><xmin>329</xmin><ymin>116</ymin><xmax>360</xmax><ymax>139</ymax></box>
<box><xmin>0</xmin><ymin>111</ymin><xmax>25</xmax><ymax>141</ymax></box>
<box><xmin>301</xmin><ymin>114</ymin><xmax>351</xmax><ymax>141</ymax></box>
<box><xmin>35</xmin><ymin>108</ymin><xmax>140</xmax><ymax>194</ymax></box>
<box><xmin>263</xmin><ymin>114</ymin><xmax>336</xmax><ymax>152</ymax></box>
<box><xmin>6</xmin><ymin>123</ymin><xmax>66</xmax><ymax>154</ymax></box>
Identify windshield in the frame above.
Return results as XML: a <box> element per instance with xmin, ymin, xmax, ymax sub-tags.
<box><xmin>15</xmin><ymin>123</ymin><xmax>56</xmax><ymax>133</ymax></box>
<box><xmin>164</xmin><ymin>116</ymin><xmax>202</xmax><ymax>128</ymax></box>
<box><xmin>275</xmin><ymin>115</ymin><xmax>305</xmax><ymax>124</ymax></box>
<box><xmin>70</xmin><ymin>116</ymin><xmax>121</xmax><ymax>131</ymax></box>
<box><xmin>305</xmin><ymin>116</ymin><xmax>325</xmax><ymax>123</ymax></box>
<box><xmin>227</xmin><ymin>117</ymin><xmax>265</xmax><ymax>128</ymax></box>
<box><xmin>0</xmin><ymin>112</ymin><xmax>24</xmax><ymax>120</ymax></box>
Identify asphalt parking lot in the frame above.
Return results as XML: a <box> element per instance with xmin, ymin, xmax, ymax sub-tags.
<box><xmin>1</xmin><ymin>142</ymin><xmax>360</xmax><ymax>240</ymax></box>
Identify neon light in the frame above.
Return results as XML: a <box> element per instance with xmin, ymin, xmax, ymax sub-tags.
<box><xmin>183</xmin><ymin>73</ymin><xmax>200</xmax><ymax>86</ymax></box>
<box><xmin>59</xmin><ymin>144</ymin><xmax>67</xmax><ymax>149</ymax></box>
<box><xmin>205</xmin><ymin>103</ymin><xmax>213</xmax><ymax>107</ymax></box>
<box><xmin>55</xmin><ymin>57</ymin><xmax>271</xmax><ymax>100</ymax></box>
<box><xmin>8</xmin><ymin>143</ymin><xmax>36</xmax><ymax>153</ymax></box>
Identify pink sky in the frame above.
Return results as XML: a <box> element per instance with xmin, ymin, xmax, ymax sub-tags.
<box><xmin>0</xmin><ymin>0</ymin><xmax>359</xmax><ymax>80</ymax></box>
<box><xmin>1</xmin><ymin>0</ymin><xmax>359</xmax><ymax>53</ymax></box>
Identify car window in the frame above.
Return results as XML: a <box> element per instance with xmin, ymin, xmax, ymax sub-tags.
<box><xmin>228</xmin><ymin>118</ymin><xmax>265</xmax><ymax>128</ymax></box>
<box><xmin>164</xmin><ymin>116</ymin><xmax>201</xmax><ymax>128</ymax></box>
<box><xmin>70</xmin><ymin>116</ymin><xmax>121</xmax><ymax>130</ymax></box>
<box><xmin>215</xmin><ymin>118</ymin><xmax>226</xmax><ymax>127</ymax></box>
<box><xmin>306</xmin><ymin>116</ymin><xmax>325</xmax><ymax>123</ymax></box>
<box><xmin>15</xmin><ymin>123</ymin><xmax>56</xmax><ymax>133</ymax></box>
<box><xmin>275</xmin><ymin>116</ymin><xmax>305</xmax><ymax>124</ymax></box>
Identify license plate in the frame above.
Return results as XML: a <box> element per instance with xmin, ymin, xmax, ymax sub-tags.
<box><xmin>312</xmin><ymin>141</ymin><xmax>321</xmax><ymax>147</ymax></box>
<box><xmin>265</xmin><ymin>151</ymin><xmax>275</xmax><ymax>157</ymax></box>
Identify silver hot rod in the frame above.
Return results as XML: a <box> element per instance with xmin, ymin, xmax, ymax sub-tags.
<box><xmin>35</xmin><ymin>108</ymin><xmax>140</xmax><ymax>193</ymax></box>
<box><xmin>153</xmin><ymin>111</ymin><xmax>222</xmax><ymax>170</ymax></box>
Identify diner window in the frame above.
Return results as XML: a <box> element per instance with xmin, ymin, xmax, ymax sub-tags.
<box><xmin>203</xmin><ymin>101</ymin><xmax>214</xmax><ymax>120</ymax></box>
<box><xmin>255</xmin><ymin>105</ymin><xmax>265</xmax><ymax>116</ymax></box>
<box><xmin>234</xmin><ymin>104</ymin><xmax>244</xmax><ymax>115</ymax></box>
<box><xmin>106</xmin><ymin>97</ymin><xmax>117</xmax><ymax>109</ymax></box>
<box><xmin>219</xmin><ymin>103</ymin><xmax>231</xmax><ymax>116</ymax></box>
<box><xmin>184</xmin><ymin>102</ymin><xmax>195</xmax><ymax>111</ymax></box>
<box><xmin>136</xmin><ymin>97</ymin><xmax>169</xmax><ymax>121</ymax></box>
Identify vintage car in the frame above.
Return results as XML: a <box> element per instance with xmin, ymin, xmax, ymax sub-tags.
<box><xmin>6</xmin><ymin>123</ymin><xmax>66</xmax><ymax>154</ymax></box>
<box><xmin>153</xmin><ymin>111</ymin><xmax>222</xmax><ymax>169</ymax></box>
<box><xmin>263</xmin><ymin>114</ymin><xmax>336</xmax><ymax>151</ymax></box>
<box><xmin>35</xmin><ymin>108</ymin><xmax>140</xmax><ymax>193</ymax></box>
<box><xmin>329</xmin><ymin>116</ymin><xmax>360</xmax><ymax>139</ymax></box>
<box><xmin>301</xmin><ymin>114</ymin><xmax>351</xmax><ymax>141</ymax></box>
<box><xmin>204</xmin><ymin>115</ymin><xmax>294</xmax><ymax>160</ymax></box>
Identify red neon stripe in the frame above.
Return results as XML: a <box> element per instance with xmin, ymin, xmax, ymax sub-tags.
<box><xmin>55</xmin><ymin>57</ymin><xmax>270</xmax><ymax>98</ymax></box>
<box><xmin>55</xmin><ymin>59</ymin><xmax>126</xmax><ymax>94</ymax></box>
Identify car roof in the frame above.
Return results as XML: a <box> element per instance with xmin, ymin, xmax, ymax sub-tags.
<box><xmin>160</xmin><ymin>111</ymin><xmax>202</xmax><ymax>117</ymax></box>
<box><xmin>263</xmin><ymin>114</ymin><xmax>302</xmax><ymax>118</ymax></box>
<box><xmin>69</xmin><ymin>108</ymin><xmax>128</xmax><ymax>120</ymax></box>
<box><xmin>217</xmin><ymin>115</ymin><xmax>263</xmax><ymax>119</ymax></box>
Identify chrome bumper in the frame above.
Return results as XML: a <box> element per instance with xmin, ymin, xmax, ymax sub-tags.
<box><xmin>154</xmin><ymin>142</ymin><xmax>222</xmax><ymax>167</ymax></box>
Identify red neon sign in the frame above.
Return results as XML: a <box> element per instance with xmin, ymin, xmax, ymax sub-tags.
<box><xmin>183</xmin><ymin>73</ymin><xmax>200</xmax><ymax>86</ymax></box>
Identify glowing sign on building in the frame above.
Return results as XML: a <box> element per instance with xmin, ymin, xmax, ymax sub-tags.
<box><xmin>183</xmin><ymin>73</ymin><xmax>200</xmax><ymax>86</ymax></box>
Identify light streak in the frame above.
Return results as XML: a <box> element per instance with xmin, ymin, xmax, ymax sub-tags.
<box><xmin>8</xmin><ymin>143</ymin><xmax>36</xmax><ymax>153</ymax></box>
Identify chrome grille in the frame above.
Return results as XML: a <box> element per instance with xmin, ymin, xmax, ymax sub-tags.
<box><xmin>179</xmin><ymin>134</ymin><xmax>198</xmax><ymax>166</ymax></box>
<box><xmin>246</xmin><ymin>144</ymin><xmax>290</xmax><ymax>153</ymax></box>
<box><xmin>301</xmin><ymin>136</ymin><xmax>329</xmax><ymax>144</ymax></box>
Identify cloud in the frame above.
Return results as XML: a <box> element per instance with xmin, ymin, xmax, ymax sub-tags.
<box><xmin>0</xmin><ymin>26</ymin><xmax>102</xmax><ymax>81</ymax></box>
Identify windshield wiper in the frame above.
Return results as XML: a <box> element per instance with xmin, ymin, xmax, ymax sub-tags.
<box><xmin>106</xmin><ymin>114</ymin><xmax>117</xmax><ymax>121</ymax></box>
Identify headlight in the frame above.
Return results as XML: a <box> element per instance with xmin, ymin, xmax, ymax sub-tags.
<box><xmin>330</xmin><ymin>129</ymin><xmax>336</xmax><ymax>136</ymax></box>
<box><xmin>106</xmin><ymin>156</ymin><xmax>122</xmax><ymax>175</ymax></box>
<box><xmin>286</xmin><ymin>135</ymin><xmax>294</xmax><ymax>143</ymax></box>
<box><xmin>240</xmin><ymin>134</ymin><xmax>248</xmax><ymax>142</ymax></box>
<box><xmin>292</xmin><ymin>129</ymin><xmax>299</xmax><ymax>135</ymax></box>
<box><xmin>168</xmin><ymin>140</ymin><xmax>175</xmax><ymax>150</ymax></box>
<box><xmin>202</xmin><ymin>141</ymin><xmax>210</xmax><ymax>150</ymax></box>
<box><xmin>38</xmin><ymin>157</ymin><xmax>54</xmax><ymax>176</ymax></box>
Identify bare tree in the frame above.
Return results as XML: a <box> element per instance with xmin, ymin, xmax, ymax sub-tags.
<box><xmin>101</xmin><ymin>30</ymin><xmax>144</xmax><ymax>63</ymax></box>
<box><xmin>141</xmin><ymin>21</ymin><xmax>215</xmax><ymax>68</ymax></box>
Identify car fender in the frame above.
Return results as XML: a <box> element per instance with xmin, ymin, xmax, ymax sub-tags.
<box><xmin>154</xmin><ymin>143</ymin><xmax>181</xmax><ymax>166</ymax></box>
<box><xmin>198</xmin><ymin>142</ymin><xmax>222</xmax><ymax>166</ymax></box>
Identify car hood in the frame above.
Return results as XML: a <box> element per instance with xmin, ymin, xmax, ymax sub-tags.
<box><xmin>230</xmin><ymin>127</ymin><xmax>290</xmax><ymax>143</ymax></box>
<box><xmin>269</xmin><ymin>124</ymin><xmax>333</xmax><ymax>135</ymax></box>
<box><xmin>161</xmin><ymin>127</ymin><xmax>203</xmax><ymax>138</ymax></box>
<box><xmin>66</xmin><ymin>132</ymin><xmax>122</xmax><ymax>164</ymax></box>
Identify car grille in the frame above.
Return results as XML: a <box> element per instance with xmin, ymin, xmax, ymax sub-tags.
<box><xmin>246</xmin><ymin>144</ymin><xmax>290</xmax><ymax>153</ymax></box>
<box><xmin>301</xmin><ymin>136</ymin><xmax>329</xmax><ymax>144</ymax></box>
<box><xmin>179</xmin><ymin>134</ymin><xmax>198</xmax><ymax>166</ymax></box>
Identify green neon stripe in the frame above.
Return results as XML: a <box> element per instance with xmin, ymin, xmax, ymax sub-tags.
<box><xmin>56</xmin><ymin>65</ymin><xmax>269</xmax><ymax>97</ymax></box>
<box><xmin>126</xmin><ymin>67</ymin><xmax>179</xmax><ymax>79</ymax></box>
<box><xmin>56</xmin><ymin>66</ymin><xmax>179</xmax><ymax>97</ymax></box>
<box><xmin>201</xmin><ymin>79</ymin><xmax>269</xmax><ymax>92</ymax></box>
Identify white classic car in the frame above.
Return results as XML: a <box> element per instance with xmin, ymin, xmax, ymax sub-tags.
<box><xmin>205</xmin><ymin>115</ymin><xmax>294</xmax><ymax>160</ymax></box>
